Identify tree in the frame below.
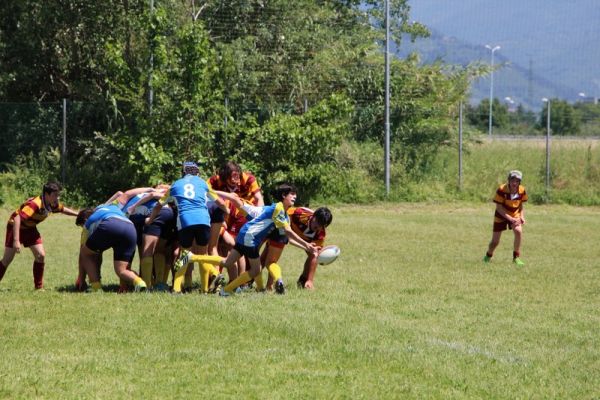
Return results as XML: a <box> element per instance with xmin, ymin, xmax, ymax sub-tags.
<box><xmin>466</xmin><ymin>98</ymin><xmax>509</xmax><ymax>132</ymax></box>
<box><xmin>540</xmin><ymin>99</ymin><xmax>581</xmax><ymax>135</ymax></box>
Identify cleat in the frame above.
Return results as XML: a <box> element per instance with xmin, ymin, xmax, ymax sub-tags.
<box><xmin>513</xmin><ymin>257</ymin><xmax>525</xmax><ymax>266</ymax></box>
<box><xmin>153</xmin><ymin>282</ymin><xmax>169</xmax><ymax>292</ymax></box>
<box><xmin>275</xmin><ymin>279</ymin><xmax>285</xmax><ymax>295</ymax></box>
<box><xmin>219</xmin><ymin>287</ymin><xmax>231</xmax><ymax>297</ymax></box>
<box><xmin>117</xmin><ymin>284</ymin><xmax>129</xmax><ymax>294</ymax></box>
<box><xmin>173</xmin><ymin>250</ymin><xmax>191</xmax><ymax>273</ymax></box>
<box><xmin>208</xmin><ymin>274</ymin><xmax>225</xmax><ymax>294</ymax></box>
<box><xmin>134</xmin><ymin>281</ymin><xmax>147</xmax><ymax>292</ymax></box>
<box><xmin>482</xmin><ymin>255</ymin><xmax>492</xmax><ymax>263</ymax></box>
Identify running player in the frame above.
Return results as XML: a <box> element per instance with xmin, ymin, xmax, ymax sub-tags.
<box><xmin>483</xmin><ymin>170</ymin><xmax>528</xmax><ymax>266</ymax></box>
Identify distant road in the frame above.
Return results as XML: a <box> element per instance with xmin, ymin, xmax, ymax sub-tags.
<box><xmin>482</xmin><ymin>135</ymin><xmax>600</xmax><ymax>141</ymax></box>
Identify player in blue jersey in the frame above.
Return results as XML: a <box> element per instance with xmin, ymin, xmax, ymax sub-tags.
<box><xmin>219</xmin><ymin>184</ymin><xmax>318</xmax><ymax>295</ymax></box>
<box><xmin>125</xmin><ymin>185</ymin><xmax>174</xmax><ymax>290</ymax></box>
<box><xmin>147</xmin><ymin>162</ymin><xmax>227</xmax><ymax>293</ymax></box>
<box><xmin>75</xmin><ymin>204</ymin><xmax>147</xmax><ymax>292</ymax></box>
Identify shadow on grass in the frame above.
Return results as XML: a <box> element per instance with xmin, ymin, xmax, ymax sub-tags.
<box><xmin>55</xmin><ymin>283</ymin><xmax>125</xmax><ymax>293</ymax></box>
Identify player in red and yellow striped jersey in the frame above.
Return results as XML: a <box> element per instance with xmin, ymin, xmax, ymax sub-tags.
<box><xmin>0</xmin><ymin>182</ymin><xmax>78</xmax><ymax>289</ymax></box>
<box><xmin>262</xmin><ymin>206</ymin><xmax>332</xmax><ymax>290</ymax></box>
<box><xmin>207</xmin><ymin>161</ymin><xmax>264</xmax><ymax>206</ymax></box>
<box><xmin>483</xmin><ymin>170</ymin><xmax>528</xmax><ymax>266</ymax></box>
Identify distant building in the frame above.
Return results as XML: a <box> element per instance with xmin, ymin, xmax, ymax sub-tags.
<box><xmin>579</xmin><ymin>96</ymin><xmax>598</xmax><ymax>105</ymax></box>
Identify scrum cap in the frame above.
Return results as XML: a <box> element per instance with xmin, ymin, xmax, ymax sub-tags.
<box><xmin>183</xmin><ymin>161</ymin><xmax>200</xmax><ymax>176</ymax></box>
<box><xmin>508</xmin><ymin>170</ymin><xmax>523</xmax><ymax>181</ymax></box>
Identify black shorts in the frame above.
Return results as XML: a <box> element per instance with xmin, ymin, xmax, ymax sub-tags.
<box><xmin>129</xmin><ymin>214</ymin><xmax>146</xmax><ymax>246</ymax></box>
<box><xmin>208</xmin><ymin>201</ymin><xmax>225</xmax><ymax>224</ymax></box>
<box><xmin>267</xmin><ymin>228</ymin><xmax>288</xmax><ymax>248</ymax></box>
<box><xmin>86</xmin><ymin>218</ymin><xmax>137</xmax><ymax>262</ymax></box>
<box><xmin>144</xmin><ymin>206</ymin><xmax>175</xmax><ymax>239</ymax></box>
<box><xmin>233</xmin><ymin>242</ymin><xmax>261</xmax><ymax>259</ymax></box>
<box><xmin>178</xmin><ymin>224</ymin><xmax>211</xmax><ymax>248</ymax></box>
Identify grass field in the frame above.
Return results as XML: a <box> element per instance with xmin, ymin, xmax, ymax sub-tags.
<box><xmin>1</xmin><ymin>203</ymin><xmax>599</xmax><ymax>399</ymax></box>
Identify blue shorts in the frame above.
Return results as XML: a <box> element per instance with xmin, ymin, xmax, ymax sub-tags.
<box><xmin>178</xmin><ymin>224</ymin><xmax>211</xmax><ymax>248</ymax></box>
<box><xmin>86</xmin><ymin>218</ymin><xmax>137</xmax><ymax>262</ymax></box>
<box><xmin>208</xmin><ymin>202</ymin><xmax>225</xmax><ymax>224</ymax></box>
<box><xmin>129</xmin><ymin>214</ymin><xmax>146</xmax><ymax>246</ymax></box>
<box><xmin>233</xmin><ymin>242</ymin><xmax>261</xmax><ymax>259</ymax></box>
<box><xmin>144</xmin><ymin>206</ymin><xmax>175</xmax><ymax>239</ymax></box>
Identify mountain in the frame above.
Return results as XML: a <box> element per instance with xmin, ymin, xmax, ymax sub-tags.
<box><xmin>396</xmin><ymin>0</ymin><xmax>600</xmax><ymax>109</ymax></box>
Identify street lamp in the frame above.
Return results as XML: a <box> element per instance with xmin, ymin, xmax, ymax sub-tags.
<box><xmin>485</xmin><ymin>44</ymin><xmax>501</xmax><ymax>136</ymax></box>
<box><xmin>504</xmin><ymin>96</ymin><xmax>515</xmax><ymax>112</ymax></box>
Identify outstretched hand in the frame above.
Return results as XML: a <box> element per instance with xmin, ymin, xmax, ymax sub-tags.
<box><xmin>306</xmin><ymin>243</ymin><xmax>320</xmax><ymax>257</ymax></box>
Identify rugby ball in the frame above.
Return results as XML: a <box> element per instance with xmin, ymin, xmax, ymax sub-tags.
<box><xmin>317</xmin><ymin>245</ymin><xmax>341</xmax><ymax>265</ymax></box>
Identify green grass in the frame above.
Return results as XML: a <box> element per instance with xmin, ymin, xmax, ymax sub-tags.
<box><xmin>1</xmin><ymin>204</ymin><xmax>599</xmax><ymax>399</ymax></box>
<box><xmin>375</xmin><ymin>137</ymin><xmax>600</xmax><ymax>205</ymax></box>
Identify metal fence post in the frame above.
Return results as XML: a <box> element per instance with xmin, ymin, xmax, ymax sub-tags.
<box><xmin>458</xmin><ymin>101</ymin><xmax>463</xmax><ymax>191</ymax></box>
<box><xmin>545</xmin><ymin>100</ymin><xmax>551</xmax><ymax>197</ymax></box>
<box><xmin>62</xmin><ymin>98</ymin><xmax>67</xmax><ymax>184</ymax></box>
<box><xmin>224</xmin><ymin>97</ymin><xmax>228</xmax><ymax>128</ymax></box>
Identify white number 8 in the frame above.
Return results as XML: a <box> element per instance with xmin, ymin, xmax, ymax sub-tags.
<box><xmin>183</xmin><ymin>184</ymin><xmax>196</xmax><ymax>199</ymax></box>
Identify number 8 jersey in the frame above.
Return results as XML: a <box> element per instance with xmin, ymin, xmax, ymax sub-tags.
<box><xmin>162</xmin><ymin>175</ymin><xmax>216</xmax><ymax>230</ymax></box>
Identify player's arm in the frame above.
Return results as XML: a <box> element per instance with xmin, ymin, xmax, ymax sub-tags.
<box><xmin>519</xmin><ymin>205</ymin><xmax>526</xmax><ymax>224</ymax></box>
<box><xmin>12</xmin><ymin>214</ymin><xmax>22</xmax><ymax>253</ymax></box>
<box><xmin>126</xmin><ymin>189</ymin><xmax>165</xmax><ymax>215</ymax></box>
<box><xmin>288</xmin><ymin>236</ymin><xmax>321</xmax><ymax>255</ymax></box>
<box><xmin>117</xmin><ymin>187</ymin><xmax>154</xmax><ymax>206</ymax></box>
<box><xmin>283</xmin><ymin>225</ymin><xmax>318</xmax><ymax>256</ymax></box>
<box><xmin>494</xmin><ymin>203</ymin><xmax>520</xmax><ymax>226</ymax></box>
<box><xmin>208</xmin><ymin>189</ymin><xmax>229</xmax><ymax>215</ymax></box>
<box><xmin>253</xmin><ymin>190</ymin><xmax>264</xmax><ymax>206</ymax></box>
<box><xmin>145</xmin><ymin>202</ymin><xmax>163</xmax><ymax>225</ymax></box>
<box><xmin>103</xmin><ymin>191</ymin><xmax>124</xmax><ymax>205</ymax></box>
<box><xmin>61</xmin><ymin>206</ymin><xmax>79</xmax><ymax>217</ymax></box>
<box><xmin>146</xmin><ymin>190</ymin><xmax>170</xmax><ymax>225</ymax></box>
<box><xmin>215</xmin><ymin>190</ymin><xmax>243</xmax><ymax>209</ymax></box>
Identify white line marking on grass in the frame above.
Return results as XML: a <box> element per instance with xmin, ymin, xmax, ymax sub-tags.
<box><xmin>428</xmin><ymin>338</ymin><xmax>527</xmax><ymax>365</ymax></box>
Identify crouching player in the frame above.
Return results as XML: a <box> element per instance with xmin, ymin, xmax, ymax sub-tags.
<box><xmin>76</xmin><ymin>204</ymin><xmax>147</xmax><ymax>292</ymax></box>
<box><xmin>263</xmin><ymin>206</ymin><xmax>332</xmax><ymax>290</ymax></box>
<box><xmin>219</xmin><ymin>184</ymin><xmax>318</xmax><ymax>295</ymax></box>
<box><xmin>148</xmin><ymin>162</ymin><xmax>227</xmax><ymax>294</ymax></box>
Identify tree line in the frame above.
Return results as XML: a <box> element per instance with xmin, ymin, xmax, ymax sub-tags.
<box><xmin>467</xmin><ymin>98</ymin><xmax>600</xmax><ymax>136</ymax></box>
<box><xmin>0</xmin><ymin>0</ymin><xmax>481</xmax><ymax>205</ymax></box>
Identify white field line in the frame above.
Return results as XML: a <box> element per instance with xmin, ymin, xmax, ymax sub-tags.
<box><xmin>428</xmin><ymin>338</ymin><xmax>527</xmax><ymax>365</ymax></box>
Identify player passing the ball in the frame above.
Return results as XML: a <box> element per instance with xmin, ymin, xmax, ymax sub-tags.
<box><xmin>483</xmin><ymin>170</ymin><xmax>528</xmax><ymax>266</ymax></box>
<box><xmin>219</xmin><ymin>184</ymin><xmax>318</xmax><ymax>295</ymax></box>
<box><xmin>261</xmin><ymin>206</ymin><xmax>332</xmax><ymax>290</ymax></box>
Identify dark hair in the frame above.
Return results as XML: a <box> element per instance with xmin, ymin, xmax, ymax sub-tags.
<box><xmin>76</xmin><ymin>207</ymin><xmax>95</xmax><ymax>226</ymax></box>
<box><xmin>218</xmin><ymin>161</ymin><xmax>241</xmax><ymax>182</ymax></box>
<box><xmin>43</xmin><ymin>181</ymin><xmax>62</xmax><ymax>195</ymax></box>
<box><xmin>313</xmin><ymin>207</ymin><xmax>333</xmax><ymax>228</ymax></box>
<box><xmin>271</xmin><ymin>183</ymin><xmax>297</xmax><ymax>202</ymax></box>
